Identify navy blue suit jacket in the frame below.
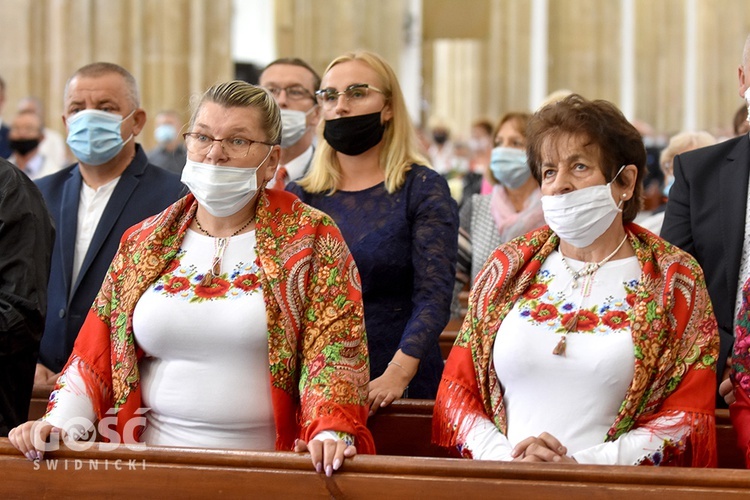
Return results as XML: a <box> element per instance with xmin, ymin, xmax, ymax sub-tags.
<box><xmin>36</xmin><ymin>145</ymin><xmax>185</xmax><ymax>372</ymax></box>
<box><xmin>662</xmin><ymin>134</ymin><xmax>750</xmax><ymax>388</ymax></box>
<box><xmin>0</xmin><ymin>123</ymin><xmax>11</xmax><ymax>159</ymax></box>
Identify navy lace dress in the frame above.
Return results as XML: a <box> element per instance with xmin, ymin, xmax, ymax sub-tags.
<box><xmin>287</xmin><ymin>164</ymin><xmax>458</xmax><ymax>398</ymax></box>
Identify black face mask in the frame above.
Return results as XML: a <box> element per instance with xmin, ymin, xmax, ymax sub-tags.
<box><xmin>323</xmin><ymin>112</ymin><xmax>386</xmax><ymax>156</ymax></box>
<box><xmin>432</xmin><ymin>131</ymin><xmax>448</xmax><ymax>145</ymax></box>
<box><xmin>10</xmin><ymin>138</ymin><xmax>41</xmax><ymax>156</ymax></box>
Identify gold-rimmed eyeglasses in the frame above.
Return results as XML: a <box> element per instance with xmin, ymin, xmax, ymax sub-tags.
<box><xmin>183</xmin><ymin>132</ymin><xmax>275</xmax><ymax>159</ymax></box>
<box><xmin>315</xmin><ymin>84</ymin><xmax>386</xmax><ymax>110</ymax></box>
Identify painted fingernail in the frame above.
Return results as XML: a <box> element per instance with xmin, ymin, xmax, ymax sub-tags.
<box><xmin>315</xmin><ymin>461</ymin><xmax>322</xmax><ymax>473</ymax></box>
<box><xmin>35</xmin><ymin>451</ymin><xmax>42</xmax><ymax>461</ymax></box>
<box><xmin>24</xmin><ymin>451</ymin><xmax>33</xmax><ymax>461</ymax></box>
<box><xmin>333</xmin><ymin>458</ymin><xmax>342</xmax><ymax>470</ymax></box>
<box><xmin>326</xmin><ymin>464</ymin><xmax>333</xmax><ymax>477</ymax></box>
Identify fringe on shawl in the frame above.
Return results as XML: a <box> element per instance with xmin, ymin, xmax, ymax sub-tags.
<box><xmin>44</xmin><ymin>354</ymin><xmax>112</xmax><ymax>442</ymax></box>
<box><xmin>302</xmin><ymin>402</ymin><xmax>375</xmax><ymax>454</ymax></box>
<box><xmin>432</xmin><ymin>376</ymin><xmax>489</xmax><ymax>450</ymax></box>
<box><xmin>634</xmin><ymin>409</ymin><xmax>716</xmax><ymax>467</ymax></box>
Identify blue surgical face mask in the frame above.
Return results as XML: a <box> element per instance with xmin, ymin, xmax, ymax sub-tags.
<box><xmin>663</xmin><ymin>175</ymin><xmax>674</xmax><ymax>197</ymax></box>
<box><xmin>66</xmin><ymin>109</ymin><xmax>135</xmax><ymax>166</ymax></box>
<box><xmin>489</xmin><ymin>147</ymin><xmax>531</xmax><ymax>189</ymax></box>
<box><xmin>154</xmin><ymin>124</ymin><xmax>178</xmax><ymax>144</ymax></box>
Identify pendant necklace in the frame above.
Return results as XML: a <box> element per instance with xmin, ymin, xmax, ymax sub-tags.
<box><xmin>194</xmin><ymin>214</ymin><xmax>254</xmax><ymax>287</ymax></box>
<box><xmin>553</xmin><ymin>234</ymin><xmax>628</xmax><ymax>355</ymax></box>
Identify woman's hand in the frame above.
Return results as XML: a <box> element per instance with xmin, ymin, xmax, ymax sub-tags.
<box><xmin>34</xmin><ymin>363</ymin><xmax>60</xmax><ymax>386</ymax></box>
<box><xmin>367</xmin><ymin>351</ymin><xmax>418</xmax><ymax>415</ymax></box>
<box><xmin>720</xmin><ymin>360</ymin><xmax>736</xmax><ymax>405</ymax></box>
<box><xmin>294</xmin><ymin>438</ymin><xmax>357</xmax><ymax>477</ymax></box>
<box><xmin>511</xmin><ymin>432</ymin><xmax>576</xmax><ymax>463</ymax></box>
<box><xmin>8</xmin><ymin>420</ymin><xmax>60</xmax><ymax>461</ymax></box>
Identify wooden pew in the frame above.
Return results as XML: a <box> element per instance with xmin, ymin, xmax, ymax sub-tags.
<box><xmin>28</xmin><ymin>384</ymin><xmax>53</xmax><ymax>421</ymax></box>
<box><xmin>370</xmin><ymin>400</ymin><xmax>746</xmax><ymax>469</ymax></box>
<box><xmin>3</xmin><ymin>438</ymin><xmax>750</xmax><ymax>499</ymax></box>
<box><xmin>439</xmin><ymin>316</ymin><xmax>463</xmax><ymax>359</ymax></box>
<box><xmin>28</xmin><ymin>386</ymin><xmax>747</xmax><ymax>469</ymax></box>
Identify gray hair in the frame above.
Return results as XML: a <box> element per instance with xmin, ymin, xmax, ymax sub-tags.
<box><xmin>64</xmin><ymin>62</ymin><xmax>140</xmax><ymax>109</ymax></box>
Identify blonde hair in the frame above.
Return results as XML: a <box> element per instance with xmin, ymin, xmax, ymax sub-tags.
<box><xmin>189</xmin><ymin>80</ymin><xmax>281</xmax><ymax>145</ymax></box>
<box><xmin>298</xmin><ymin>50</ymin><xmax>429</xmax><ymax>194</ymax></box>
<box><xmin>659</xmin><ymin>131</ymin><xmax>716</xmax><ymax>175</ymax></box>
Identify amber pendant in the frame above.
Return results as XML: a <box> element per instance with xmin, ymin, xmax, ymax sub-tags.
<box><xmin>199</xmin><ymin>272</ymin><xmax>214</xmax><ymax>287</ymax></box>
<box><xmin>552</xmin><ymin>336</ymin><xmax>567</xmax><ymax>356</ymax></box>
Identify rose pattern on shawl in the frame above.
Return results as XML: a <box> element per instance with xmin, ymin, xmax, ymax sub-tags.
<box><xmin>734</xmin><ymin>278</ymin><xmax>750</xmax><ymax>393</ymax></box>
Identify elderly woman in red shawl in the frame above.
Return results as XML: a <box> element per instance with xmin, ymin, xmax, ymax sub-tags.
<box><xmin>10</xmin><ymin>81</ymin><xmax>373</xmax><ymax>476</ymax></box>
<box><xmin>433</xmin><ymin>94</ymin><xmax>718</xmax><ymax>466</ymax></box>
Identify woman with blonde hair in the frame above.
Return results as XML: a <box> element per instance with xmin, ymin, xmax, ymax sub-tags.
<box><xmin>288</xmin><ymin>51</ymin><xmax>458</xmax><ymax>411</ymax></box>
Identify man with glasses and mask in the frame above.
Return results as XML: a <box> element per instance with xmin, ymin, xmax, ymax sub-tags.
<box><xmin>259</xmin><ymin>58</ymin><xmax>321</xmax><ymax>188</ymax></box>
<box><xmin>34</xmin><ymin>62</ymin><xmax>184</xmax><ymax>385</ymax></box>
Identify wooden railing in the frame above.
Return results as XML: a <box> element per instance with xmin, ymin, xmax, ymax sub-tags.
<box><xmin>2</xmin><ymin>438</ymin><xmax>750</xmax><ymax>499</ymax></box>
<box><xmin>28</xmin><ymin>391</ymin><xmax>746</xmax><ymax>469</ymax></box>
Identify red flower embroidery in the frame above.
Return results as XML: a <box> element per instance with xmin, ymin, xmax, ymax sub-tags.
<box><xmin>625</xmin><ymin>293</ymin><xmax>637</xmax><ymax>307</ymax></box>
<box><xmin>195</xmin><ymin>277</ymin><xmax>231</xmax><ymax>298</ymax></box>
<box><xmin>561</xmin><ymin>310</ymin><xmax>598</xmax><ymax>331</ymax></box>
<box><xmin>164</xmin><ymin>276</ymin><xmax>190</xmax><ymax>294</ymax></box>
<box><xmin>163</xmin><ymin>258</ymin><xmax>180</xmax><ymax>275</ymax></box>
<box><xmin>602</xmin><ymin>310</ymin><xmax>630</xmax><ymax>329</ymax></box>
<box><xmin>234</xmin><ymin>273</ymin><xmax>261</xmax><ymax>292</ymax></box>
<box><xmin>530</xmin><ymin>303</ymin><xmax>558</xmax><ymax>322</ymax></box>
<box><xmin>524</xmin><ymin>283</ymin><xmax>548</xmax><ymax>300</ymax></box>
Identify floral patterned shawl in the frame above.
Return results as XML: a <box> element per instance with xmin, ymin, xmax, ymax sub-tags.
<box><xmin>52</xmin><ymin>189</ymin><xmax>374</xmax><ymax>453</ymax></box>
<box><xmin>433</xmin><ymin>224</ymin><xmax>718</xmax><ymax>466</ymax></box>
<box><xmin>731</xmin><ymin>278</ymin><xmax>750</xmax><ymax>467</ymax></box>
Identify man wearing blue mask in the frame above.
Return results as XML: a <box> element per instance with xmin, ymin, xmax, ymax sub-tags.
<box><xmin>147</xmin><ymin>109</ymin><xmax>187</xmax><ymax>174</ymax></box>
<box><xmin>259</xmin><ymin>58</ymin><xmax>321</xmax><ymax>188</ymax></box>
<box><xmin>34</xmin><ymin>62</ymin><xmax>185</xmax><ymax>384</ymax></box>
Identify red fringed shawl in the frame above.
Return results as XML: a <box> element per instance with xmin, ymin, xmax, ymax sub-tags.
<box><xmin>50</xmin><ymin>189</ymin><xmax>374</xmax><ymax>453</ymax></box>
<box><xmin>433</xmin><ymin>224</ymin><xmax>718</xmax><ymax>466</ymax></box>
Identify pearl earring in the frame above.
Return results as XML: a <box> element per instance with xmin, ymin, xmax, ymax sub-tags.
<box><xmin>622</xmin><ymin>193</ymin><xmax>627</xmax><ymax>199</ymax></box>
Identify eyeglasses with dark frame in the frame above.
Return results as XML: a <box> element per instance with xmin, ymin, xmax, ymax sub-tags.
<box><xmin>315</xmin><ymin>84</ymin><xmax>386</xmax><ymax>109</ymax></box>
<box><xmin>263</xmin><ymin>85</ymin><xmax>315</xmax><ymax>101</ymax></box>
<box><xmin>183</xmin><ymin>132</ymin><xmax>275</xmax><ymax>159</ymax></box>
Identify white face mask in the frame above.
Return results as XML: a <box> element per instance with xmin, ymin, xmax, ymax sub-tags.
<box><xmin>180</xmin><ymin>147</ymin><xmax>273</xmax><ymax>217</ymax></box>
<box><xmin>279</xmin><ymin>108</ymin><xmax>312</xmax><ymax>148</ymax></box>
<box><xmin>541</xmin><ymin>165</ymin><xmax>626</xmax><ymax>248</ymax></box>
